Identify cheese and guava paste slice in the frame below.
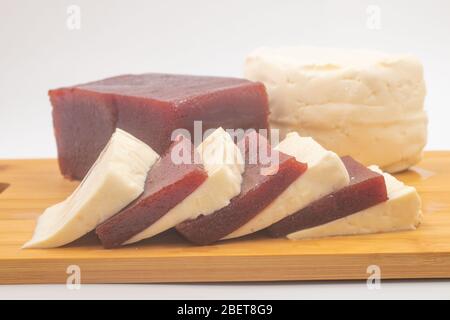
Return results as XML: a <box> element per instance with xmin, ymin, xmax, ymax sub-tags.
<box><xmin>223</xmin><ymin>132</ymin><xmax>350</xmax><ymax>239</ymax></box>
<box><xmin>96</xmin><ymin>136</ymin><xmax>207</xmax><ymax>248</ymax></box>
<box><xmin>176</xmin><ymin>131</ymin><xmax>307</xmax><ymax>245</ymax></box>
<box><xmin>268</xmin><ymin>156</ymin><xmax>388</xmax><ymax>237</ymax></box>
<box><xmin>23</xmin><ymin>129</ymin><xmax>159</xmax><ymax>248</ymax></box>
<box><xmin>287</xmin><ymin>166</ymin><xmax>422</xmax><ymax>239</ymax></box>
<box><xmin>123</xmin><ymin>127</ymin><xmax>245</xmax><ymax>245</ymax></box>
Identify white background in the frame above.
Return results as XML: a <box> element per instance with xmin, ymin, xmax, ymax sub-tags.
<box><xmin>1</xmin><ymin>0</ymin><xmax>450</xmax><ymax>158</ymax></box>
<box><xmin>1</xmin><ymin>0</ymin><xmax>450</xmax><ymax>299</ymax></box>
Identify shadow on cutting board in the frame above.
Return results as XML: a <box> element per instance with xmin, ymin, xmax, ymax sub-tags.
<box><xmin>63</xmin><ymin>228</ymin><xmax>266</xmax><ymax>249</ymax></box>
<box><xmin>0</xmin><ymin>183</ymin><xmax>10</xmax><ymax>194</ymax></box>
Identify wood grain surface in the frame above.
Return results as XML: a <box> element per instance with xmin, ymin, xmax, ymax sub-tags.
<box><xmin>0</xmin><ymin>152</ymin><xmax>449</xmax><ymax>284</ymax></box>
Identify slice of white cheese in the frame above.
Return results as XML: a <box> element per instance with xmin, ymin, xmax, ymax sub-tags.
<box><xmin>223</xmin><ymin>132</ymin><xmax>350</xmax><ymax>239</ymax></box>
<box><xmin>287</xmin><ymin>166</ymin><xmax>422</xmax><ymax>239</ymax></box>
<box><xmin>124</xmin><ymin>127</ymin><xmax>245</xmax><ymax>245</ymax></box>
<box><xmin>23</xmin><ymin>129</ymin><xmax>160</xmax><ymax>249</ymax></box>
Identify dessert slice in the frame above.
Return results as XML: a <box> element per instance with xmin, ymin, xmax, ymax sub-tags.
<box><xmin>23</xmin><ymin>129</ymin><xmax>159</xmax><ymax>249</ymax></box>
<box><xmin>176</xmin><ymin>131</ymin><xmax>307</xmax><ymax>245</ymax></box>
<box><xmin>268</xmin><ymin>156</ymin><xmax>388</xmax><ymax>237</ymax></box>
<box><xmin>286</xmin><ymin>166</ymin><xmax>422</xmax><ymax>239</ymax></box>
<box><xmin>96</xmin><ymin>136</ymin><xmax>208</xmax><ymax>248</ymax></box>
<box><xmin>50</xmin><ymin>73</ymin><xmax>268</xmax><ymax>180</ymax></box>
<box><xmin>122</xmin><ymin>127</ymin><xmax>245</xmax><ymax>245</ymax></box>
<box><xmin>223</xmin><ymin>132</ymin><xmax>350</xmax><ymax>240</ymax></box>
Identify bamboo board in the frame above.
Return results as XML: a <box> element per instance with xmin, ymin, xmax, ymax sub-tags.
<box><xmin>0</xmin><ymin>152</ymin><xmax>450</xmax><ymax>284</ymax></box>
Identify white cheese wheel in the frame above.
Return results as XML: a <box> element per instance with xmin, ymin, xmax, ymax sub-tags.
<box><xmin>244</xmin><ymin>46</ymin><xmax>428</xmax><ymax>173</ymax></box>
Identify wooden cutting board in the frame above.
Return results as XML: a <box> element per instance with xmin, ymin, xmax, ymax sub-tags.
<box><xmin>1</xmin><ymin>152</ymin><xmax>450</xmax><ymax>284</ymax></box>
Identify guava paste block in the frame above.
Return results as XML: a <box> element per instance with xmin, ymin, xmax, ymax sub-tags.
<box><xmin>50</xmin><ymin>73</ymin><xmax>269</xmax><ymax>180</ymax></box>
